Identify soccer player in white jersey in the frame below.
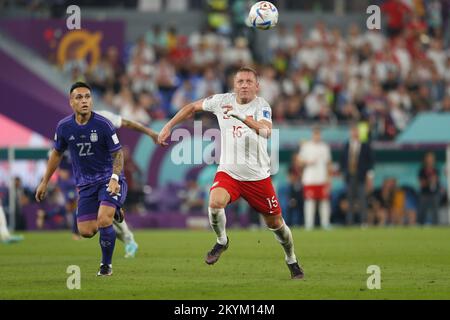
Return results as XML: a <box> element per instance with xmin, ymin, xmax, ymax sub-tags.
<box><xmin>158</xmin><ymin>67</ymin><xmax>304</xmax><ymax>279</ymax></box>
<box><xmin>0</xmin><ymin>200</ymin><xmax>24</xmax><ymax>244</ymax></box>
<box><xmin>297</xmin><ymin>126</ymin><xmax>332</xmax><ymax>230</ymax></box>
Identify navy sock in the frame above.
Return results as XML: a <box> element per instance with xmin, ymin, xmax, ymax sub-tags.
<box><xmin>72</xmin><ymin>212</ymin><xmax>79</xmax><ymax>235</ymax></box>
<box><xmin>99</xmin><ymin>225</ymin><xmax>116</xmax><ymax>265</ymax></box>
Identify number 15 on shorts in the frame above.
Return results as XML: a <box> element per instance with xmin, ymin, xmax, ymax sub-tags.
<box><xmin>266</xmin><ymin>195</ymin><xmax>278</xmax><ymax>210</ymax></box>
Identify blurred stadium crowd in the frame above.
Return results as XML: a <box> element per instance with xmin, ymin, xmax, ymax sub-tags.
<box><xmin>4</xmin><ymin>0</ymin><xmax>449</xmax><ymax>141</ymax></box>
<box><xmin>52</xmin><ymin>0</ymin><xmax>450</xmax><ymax>141</ymax></box>
<box><xmin>1</xmin><ymin>0</ymin><xmax>449</xmax><ymax>231</ymax></box>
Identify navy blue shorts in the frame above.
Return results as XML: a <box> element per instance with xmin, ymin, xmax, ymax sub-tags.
<box><xmin>76</xmin><ymin>179</ymin><xmax>128</xmax><ymax>223</ymax></box>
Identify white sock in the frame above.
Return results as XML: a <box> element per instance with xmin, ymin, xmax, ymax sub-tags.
<box><xmin>304</xmin><ymin>199</ymin><xmax>315</xmax><ymax>230</ymax></box>
<box><xmin>0</xmin><ymin>205</ymin><xmax>11</xmax><ymax>241</ymax></box>
<box><xmin>270</xmin><ymin>221</ymin><xmax>297</xmax><ymax>264</ymax></box>
<box><xmin>113</xmin><ymin>220</ymin><xmax>135</xmax><ymax>244</ymax></box>
<box><xmin>319</xmin><ymin>200</ymin><xmax>331</xmax><ymax>229</ymax></box>
<box><xmin>208</xmin><ymin>207</ymin><xmax>227</xmax><ymax>245</ymax></box>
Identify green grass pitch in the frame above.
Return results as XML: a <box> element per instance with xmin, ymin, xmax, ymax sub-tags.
<box><xmin>1</xmin><ymin>227</ymin><xmax>449</xmax><ymax>299</ymax></box>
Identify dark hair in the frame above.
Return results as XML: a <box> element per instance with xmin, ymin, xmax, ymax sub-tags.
<box><xmin>236</xmin><ymin>66</ymin><xmax>259</xmax><ymax>81</ymax></box>
<box><xmin>70</xmin><ymin>82</ymin><xmax>91</xmax><ymax>94</ymax></box>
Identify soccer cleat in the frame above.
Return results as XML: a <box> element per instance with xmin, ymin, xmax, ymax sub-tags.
<box><xmin>114</xmin><ymin>208</ymin><xmax>124</xmax><ymax>223</ymax></box>
<box><xmin>124</xmin><ymin>241</ymin><xmax>138</xmax><ymax>258</ymax></box>
<box><xmin>205</xmin><ymin>237</ymin><xmax>229</xmax><ymax>265</ymax></box>
<box><xmin>287</xmin><ymin>261</ymin><xmax>304</xmax><ymax>280</ymax></box>
<box><xmin>97</xmin><ymin>264</ymin><xmax>113</xmax><ymax>276</ymax></box>
<box><xmin>2</xmin><ymin>235</ymin><xmax>24</xmax><ymax>244</ymax></box>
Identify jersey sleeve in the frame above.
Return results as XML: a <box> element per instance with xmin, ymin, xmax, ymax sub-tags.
<box><xmin>202</xmin><ymin>94</ymin><xmax>224</xmax><ymax>114</ymax></box>
<box><xmin>104</xmin><ymin>123</ymin><xmax>122</xmax><ymax>153</ymax></box>
<box><xmin>54</xmin><ymin>124</ymin><xmax>67</xmax><ymax>153</ymax></box>
<box><xmin>256</xmin><ymin>99</ymin><xmax>272</xmax><ymax>123</ymax></box>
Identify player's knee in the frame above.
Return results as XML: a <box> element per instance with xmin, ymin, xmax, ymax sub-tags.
<box><xmin>97</xmin><ymin>216</ymin><xmax>113</xmax><ymax>228</ymax></box>
<box><xmin>265</xmin><ymin>215</ymin><xmax>284</xmax><ymax>229</ymax></box>
<box><xmin>209</xmin><ymin>199</ymin><xmax>227</xmax><ymax>209</ymax></box>
<box><xmin>80</xmin><ymin>230</ymin><xmax>97</xmax><ymax>238</ymax></box>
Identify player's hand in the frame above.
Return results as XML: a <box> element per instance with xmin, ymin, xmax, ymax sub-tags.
<box><xmin>157</xmin><ymin>126</ymin><xmax>171</xmax><ymax>146</ymax></box>
<box><xmin>224</xmin><ymin>108</ymin><xmax>246</xmax><ymax>122</ymax></box>
<box><xmin>153</xmin><ymin>131</ymin><xmax>168</xmax><ymax>146</ymax></box>
<box><xmin>107</xmin><ymin>179</ymin><xmax>120</xmax><ymax>196</ymax></box>
<box><xmin>35</xmin><ymin>182</ymin><xmax>48</xmax><ymax>202</ymax></box>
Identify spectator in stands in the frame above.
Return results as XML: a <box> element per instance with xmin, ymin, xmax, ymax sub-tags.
<box><xmin>179</xmin><ymin>178</ymin><xmax>205</xmax><ymax>214</ymax></box>
<box><xmin>36</xmin><ymin>186</ymin><xmax>66</xmax><ymax>230</ymax></box>
<box><xmin>280</xmin><ymin>166</ymin><xmax>303</xmax><ymax>227</ymax></box>
<box><xmin>412</xmin><ymin>84</ymin><xmax>433</xmax><ymax>113</ymax></box>
<box><xmin>390</xmin><ymin>181</ymin><xmax>418</xmax><ymax>226</ymax></box>
<box><xmin>36</xmin><ymin>5</ymin><xmax>449</xmax><ymax>144</ymax></box>
<box><xmin>168</xmin><ymin>35</ymin><xmax>193</xmax><ymax>71</ymax></box>
<box><xmin>195</xmin><ymin>67</ymin><xmax>223</xmax><ymax>98</ymax></box>
<box><xmin>304</xmin><ymin>85</ymin><xmax>332</xmax><ymax>121</ymax></box>
<box><xmin>88</xmin><ymin>53</ymin><xmax>116</xmax><ymax>95</ymax></box>
<box><xmin>258</xmin><ymin>66</ymin><xmax>281</xmax><ymax>106</ymax></box>
<box><xmin>104</xmin><ymin>46</ymin><xmax>125</xmax><ymax>91</ymax></box>
<box><xmin>284</xmin><ymin>94</ymin><xmax>305</xmax><ymax>120</ymax></box>
<box><xmin>340</xmin><ymin>124</ymin><xmax>374</xmax><ymax>226</ymax></box>
<box><xmin>127</xmin><ymin>53</ymin><xmax>157</xmax><ymax>94</ymax></box>
<box><xmin>418</xmin><ymin>151</ymin><xmax>441</xmax><ymax>225</ymax></box>
<box><xmin>401</xmin><ymin>185</ymin><xmax>418</xmax><ymax>226</ymax></box>
<box><xmin>145</xmin><ymin>25</ymin><xmax>167</xmax><ymax>59</ymax></box>
<box><xmin>368</xmin><ymin>177</ymin><xmax>394</xmax><ymax>226</ymax></box>
<box><xmin>192</xmin><ymin>38</ymin><xmax>216</xmax><ymax>70</ymax></box>
<box><xmin>62</xmin><ymin>50</ymin><xmax>88</xmax><ymax>79</ymax></box>
<box><xmin>123</xmin><ymin>146</ymin><xmax>144</xmax><ymax>213</ymax></box>
<box><xmin>171</xmin><ymin>79</ymin><xmax>197</xmax><ymax>114</ymax></box>
<box><xmin>268</xmin><ymin>23</ymin><xmax>298</xmax><ymax>60</ymax></box>
<box><xmin>440</xmin><ymin>95</ymin><xmax>450</xmax><ymax>112</ymax></box>
<box><xmin>381</xmin><ymin>0</ymin><xmax>412</xmax><ymax>39</ymax></box>
<box><xmin>222</xmin><ymin>37</ymin><xmax>253</xmax><ymax>68</ymax></box>
<box><xmin>13</xmin><ymin>177</ymin><xmax>32</xmax><ymax>231</ymax></box>
<box><xmin>130</xmin><ymin>36</ymin><xmax>156</xmax><ymax>66</ymax></box>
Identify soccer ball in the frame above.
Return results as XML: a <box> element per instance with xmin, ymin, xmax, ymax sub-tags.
<box><xmin>247</xmin><ymin>1</ymin><xmax>278</xmax><ymax>30</ymax></box>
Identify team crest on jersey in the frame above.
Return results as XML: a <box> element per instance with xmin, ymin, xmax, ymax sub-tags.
<box><xmin>90</xmin><ymin>131</ymin><xmax>98</xmax><ymax>142</ymax></box>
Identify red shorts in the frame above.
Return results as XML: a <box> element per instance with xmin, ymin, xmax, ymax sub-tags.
<box><xmin>210</xmin><ymin>171</ymin><xmax>281</xmax><ymax>216</ymax></box>
<box><xmin>303</xmin><ymin>184</ymin><xmax>329</xmax><ymax>200</ymax></box>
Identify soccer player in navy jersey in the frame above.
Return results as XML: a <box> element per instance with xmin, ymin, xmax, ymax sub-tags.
<box><xmin>36</xmin><ymin>82</ymin><xmax>126</xmax><ymax>276</ymax></box>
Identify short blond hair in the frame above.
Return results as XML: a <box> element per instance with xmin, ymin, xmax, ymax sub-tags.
<box><xmin>235</xmin><ymin>67</ymin><xmax>259</xmax><ymax>81</ymax></box>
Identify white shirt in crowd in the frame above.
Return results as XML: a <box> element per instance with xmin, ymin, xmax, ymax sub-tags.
<box><xmin>299</xmin><ymin>140</ymin><xmax>331</xmax><ymax>185</ymax></box>
<box><xmin>202</xmin><ymin>93</ymin><xmax>272</xmax><ymax>181</ymax></box>
<box><xmin>96</xmin><ymin>110</ymin><xmax>122</xmax><ymax>129</ymax></box>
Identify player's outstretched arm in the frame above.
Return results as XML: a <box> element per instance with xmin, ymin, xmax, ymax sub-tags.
<box><xmin>121</xmin><ymin>118</ymin><xmax>166</xmax><ymax>146</ymax></box>
<box><xmin>35</xmin><ymin>149</ymin><xmax>64</xmax><ymax>202</ymax></box>
<box><xmin>157</xmin><ymin>99</ymin><xmax>205</xmax><ymax>146</ymax></box>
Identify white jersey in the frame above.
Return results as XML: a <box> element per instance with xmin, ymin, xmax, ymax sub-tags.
<box><xmin>202</xmin><ymin>93</ymin><xmax>272</xmax><ymax>181</ymax></box>
<box><xmin>96</xmin><ymin>110</ymin><xmax>122</xmax><ymax>129</ymax></box>
<box><xmin>299</xmin><ymin>140</ymin><xmax>331</xmax><ymax>185</ymax></box>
